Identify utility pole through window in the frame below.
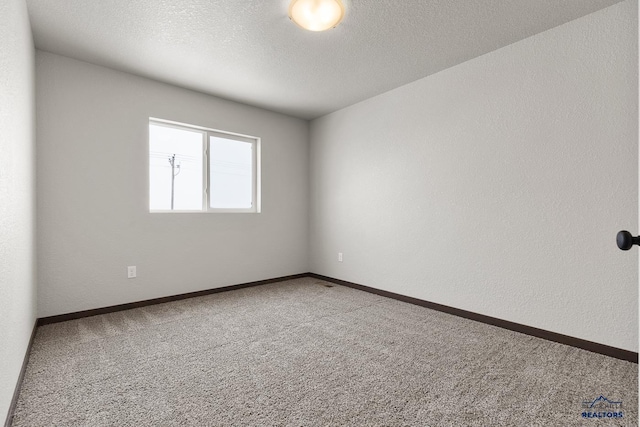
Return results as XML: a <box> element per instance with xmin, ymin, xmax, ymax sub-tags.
<box><xmin>168</xmin><ymin>154</ymin><xmax>181</xmax><ymax>210</ymax></box>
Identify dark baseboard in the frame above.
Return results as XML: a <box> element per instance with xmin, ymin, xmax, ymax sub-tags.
<box><xmin>4</xmin><ymin>319</ymin><xmax>38</xmax><ymax>427</ymax></box>
<box><xmin>309</xmin><ymin>273</ymin><xmax>638</xmax><ymax>364</ymax></box>
<box><xmin>38</xmin><ymin>273</ymin><xmax>309</xmax><ymax>326</ymax></box>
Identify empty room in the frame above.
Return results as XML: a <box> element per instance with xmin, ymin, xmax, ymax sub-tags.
<box><xmin>1</xmin><ymin>0</ymin><xmax>638</xmax><ymax>425</ymax></box>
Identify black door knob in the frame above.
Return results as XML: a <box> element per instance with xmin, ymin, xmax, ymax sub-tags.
<box><xmin>617</xmin><ymin>230</ymin><xmax>640</xmax><ymax>250</ymax></box>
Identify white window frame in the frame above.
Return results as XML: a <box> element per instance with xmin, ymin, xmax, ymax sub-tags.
<box><xmin>149</xmin><ymin>118</ymin><xmax>261</xmax><ymax>213</ymax></box>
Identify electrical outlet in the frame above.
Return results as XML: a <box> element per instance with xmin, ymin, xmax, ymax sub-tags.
<box><xmin>127</xmin><ymin>266</ymin><xmax>136</xmax><ymax>278</ymax></box>
<box><xmin>338</xmin><ymin>252</ymin><xmax>343</xmax><ymax>262</ymax></box>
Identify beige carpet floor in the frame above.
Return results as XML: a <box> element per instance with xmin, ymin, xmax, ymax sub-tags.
<box><xmin>10</xmin><ymin>277</ymin><xmax>638</xmax><ymax>426</ymax></box>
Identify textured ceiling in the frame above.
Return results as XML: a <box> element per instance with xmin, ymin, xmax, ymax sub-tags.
<box><xmin>26</xmin><ymin>0</ymin><xmax>623</xmax><ymax>119</ymax></box>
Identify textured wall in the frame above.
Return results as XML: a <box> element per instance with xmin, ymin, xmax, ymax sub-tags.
<box><xmin>0</xmin><ymin>0</ymin><xmax>36</xmax><ymax>421</ymax></box>
<box><xmin>310</xmin><ymin>1</ymin><xmax>638</xmax><ymax>351</ymax></box>
<box><xmin>36</xmin><ymin>52</ymin><xmax>309</xmax><ymax>317</ymax></box>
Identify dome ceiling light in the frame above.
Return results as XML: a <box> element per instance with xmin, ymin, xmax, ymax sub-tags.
<box><xmin>288</xmin><ymin>0</ymin><xmax>345</xmax><ymax>32</ymax></box>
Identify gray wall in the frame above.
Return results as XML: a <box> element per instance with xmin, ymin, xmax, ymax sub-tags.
<box><xmin>310</xmin><ymin>1</ymin><xmax>638</xmax><ymax>351</ymax></box>
<box><xmin>0</xmin><ymin>0</ymin><xmax>36</xmax><ymax>420</ymax></box>
<box><xmin>36</xmin><ymin>52</ymin><xmax>309</xmax><ymax>317</ymax></box>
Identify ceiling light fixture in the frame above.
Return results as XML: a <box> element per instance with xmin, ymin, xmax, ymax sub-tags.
<box><xmin>288</xmin><ymin>0</ymin><xmax>345</xmax><ymax>32</ymax></box>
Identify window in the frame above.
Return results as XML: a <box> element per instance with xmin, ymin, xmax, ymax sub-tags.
<box><xmin>149</xmin><ymin>119</ymin><xmax>259</xmax><ymax>212</ymax></box>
